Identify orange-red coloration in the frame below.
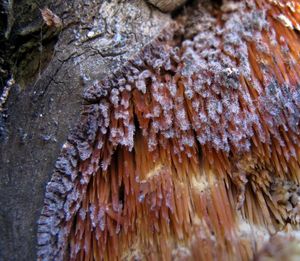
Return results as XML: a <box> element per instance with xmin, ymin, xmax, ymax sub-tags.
<box><xmin>41</xmin><ymin>8</ymin><xmax>62</xmax><ymax>28</ymax></box>
<box><xmin>38</xmin><ymin>1</ymin><xmax>300</xmax><ymax>260</ymax></box>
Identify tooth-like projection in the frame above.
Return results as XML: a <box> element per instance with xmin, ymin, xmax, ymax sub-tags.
<box><xmin>38</xmin><ymin>1</ymin><xmax>300</xmax><ymax>260</ymax></box>
<box><xmin>147</xmin><ymin>0</ymin><xmax>187</xmax><ymax>12</ymax></box>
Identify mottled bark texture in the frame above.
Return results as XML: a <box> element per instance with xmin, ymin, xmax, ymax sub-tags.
<box><xmin>0</xmin><ymin>1</ymin><xmax>170</xmax><ymax>260</ymax></box>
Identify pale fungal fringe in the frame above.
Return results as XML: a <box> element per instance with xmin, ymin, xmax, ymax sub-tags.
<box><xmin>37</xmin><ymin>0</ymin><xmax>300</xmax><ymax>260</ymax></box>
<box><xmin>0</xmin><ymin>76</ymin><xmax>14</xmax><ymax>113</ymax></box>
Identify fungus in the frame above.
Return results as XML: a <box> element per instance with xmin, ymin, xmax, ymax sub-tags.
<box><xmin>147</xmin><ymin>0</ymin><xmax>188</xmax><ymax>12</ymax></box>
<box><xmin>38</xmin><ymin>0</ymin><xmax>300</xmax><ymax>260</ymax></box>
<box><xmin>41</xmin><ymin>8</ymin><xmax>63</xmax><ymax>28</ymax></box>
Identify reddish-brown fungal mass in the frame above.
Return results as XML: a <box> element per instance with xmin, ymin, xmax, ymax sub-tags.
<box><xmin>38</xmin><ymin>1</ymin><xmax>300</xmax><ymax>260</ymax></box>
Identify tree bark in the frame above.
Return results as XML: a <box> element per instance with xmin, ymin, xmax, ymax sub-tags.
<box><xmin>0</xmin><ymin>1</ymin><xmax>170</xmax><ymax>260</ymax></box>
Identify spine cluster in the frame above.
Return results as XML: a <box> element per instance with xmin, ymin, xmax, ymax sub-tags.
<box><xmin>38</xmin><ymin>1</ymin><xmax>300</xmax><ymax>260</ymax></box>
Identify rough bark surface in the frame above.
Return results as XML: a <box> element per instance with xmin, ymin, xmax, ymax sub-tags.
<box><xmin>0</xmin><ymin>1</ymin><xmax>170</xmax><ymax>260</ymax></box>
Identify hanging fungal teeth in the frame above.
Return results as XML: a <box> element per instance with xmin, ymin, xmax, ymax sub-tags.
<box><xmin>38</xmin><ymin>0</ymin><xmax>300</xmax><ymax>260</ymax></box>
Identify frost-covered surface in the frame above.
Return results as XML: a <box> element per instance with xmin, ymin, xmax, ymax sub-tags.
<box><xmin>37</xmin><ymin>0</ymin><xmax>300</xmax><ymax>260</ymax></box>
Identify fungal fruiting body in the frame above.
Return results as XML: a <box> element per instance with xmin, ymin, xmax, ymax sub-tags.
<box><xmin>41</xmin><ymin>8</ymin><xmax>63</xmax><ymax>28</ymax></box>
<box><xmin>147</xmin><ymin>0</ymin><xmax>188</xmax><ymax>12</ymax></box>
<box><xmin>38</xmin><ymin>0</ymin><xmax>300</xmax><ymax>260</ymax></box>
